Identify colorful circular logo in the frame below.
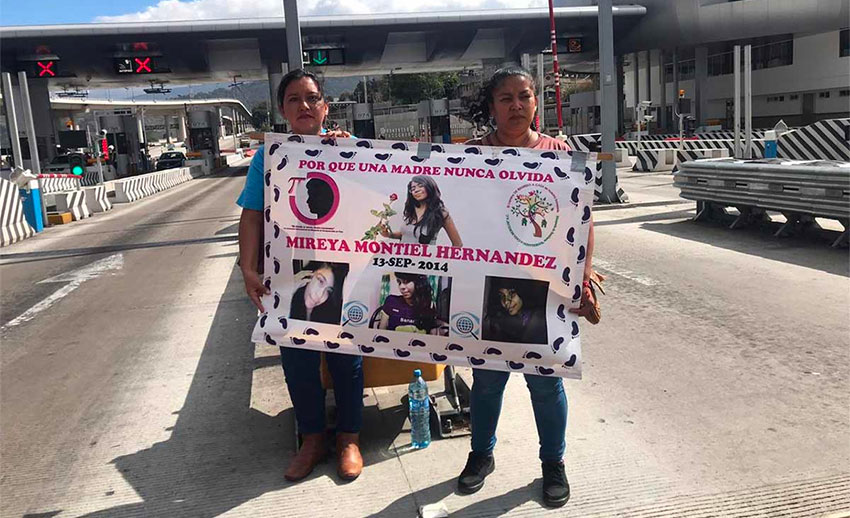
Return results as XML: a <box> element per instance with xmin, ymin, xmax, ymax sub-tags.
<box><xmin>505</xmin><ymin>184</ymin><xmax>560</xmax><ymax>246</ymax></box>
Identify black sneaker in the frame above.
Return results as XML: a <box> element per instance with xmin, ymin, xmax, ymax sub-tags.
<box><xmin>541</xmin><ymin>460</ymin><xmax>570</xmax><ymax>507</ymax></box>
<box><xmin>457</xmin><ymin>452</ymin><xmax>495</xmax><ymax>494</ymax></box>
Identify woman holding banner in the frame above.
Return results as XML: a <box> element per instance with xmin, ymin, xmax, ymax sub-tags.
<box><xmin>457</xmin><ymin>66</ymin><xmax>598</xmax><ymax>508</ymax></box>
<box><xmin>380</xmin><ymin>175</ymin><xmax>463</xmax><ymax>246</ymax></box>
<box><xmin>236</xmin><ymin>69</ymin><xmax>365</xmax><ymax>482</ymax></box>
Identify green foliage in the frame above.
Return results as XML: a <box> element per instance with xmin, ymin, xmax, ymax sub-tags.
<box><xmin>349</xmin><ymin>72</ymin><xmax>460</xmax><ymax>105</ymax></box>
<box><xmin>250</xmin><ymin>101</ymin><xmax>271</xmax><ymax>131</ymax></box>
<box><xmin>362</xmin><ymin>199</ymin><xmax>398</xmax><ymax>240</ymax></box>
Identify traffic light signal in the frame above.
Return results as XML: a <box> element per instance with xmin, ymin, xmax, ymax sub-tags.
<box><xmin>69</xmin><ymin>154</ymin><xmax>85</xmax><ymax>176</ymax></box>
<box><xmin>678</xmin><ymin>89</ymin><xmax>686</xmax><ymax>99</ymax></box>
<box><xmin>35</xmin><ymin>60</ymin><xmax>57</xmax><ymax>77</ymax></box>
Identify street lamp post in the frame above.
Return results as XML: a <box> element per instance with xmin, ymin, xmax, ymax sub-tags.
<box><xmin>547</xmin><ymin>0</ymin><xmax>564</xmax><ymax>135</ymax></box>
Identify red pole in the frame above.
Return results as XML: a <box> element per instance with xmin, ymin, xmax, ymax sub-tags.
<box><xmin>548</xmin><ymin>0</ymin><xmax>564</xmax><ymax>134</ymax></box>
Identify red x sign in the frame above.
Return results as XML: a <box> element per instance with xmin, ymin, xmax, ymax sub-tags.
<box><xmin>134</xmin><ymin>57</ymin><xmax>151</xmax><ymax>73</ymax></box>
<box><xmin>37</xmin><ymin>61</ymin><xmax>55</xmax><ymax>77</ymax></box>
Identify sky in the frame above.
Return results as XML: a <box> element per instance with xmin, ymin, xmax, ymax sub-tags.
<box><xmin>0</xmin><ymin>0</ymin><xmax>546</xmax><ymax>26</ymax></box>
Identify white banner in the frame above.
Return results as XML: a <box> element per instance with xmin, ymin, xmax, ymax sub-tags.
<box><xmin>252</xmin><ymin>133</ymin><xmax>595</xmax><ymax>379</ymax></box>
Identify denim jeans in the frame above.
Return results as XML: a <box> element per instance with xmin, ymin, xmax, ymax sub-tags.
<box><xmin>470</xmin><ymin>368</ymin><xmax>568</xmax><ymax>462</ymax></box>
<box><xmin>279</xmin><ymin>347</ymin><xmax>364</xmax><ymax>434</ymax></box>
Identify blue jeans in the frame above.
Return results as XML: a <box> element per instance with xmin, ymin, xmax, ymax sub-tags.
<box><xmin>470</xmin><ymin>368</ymin><xmax>567</xmax><ymax>462</ymax></box>
<box><xmin>279</xmin><ymin>347</ymin><xmax>364</xmax><ymax>435</ymax></box>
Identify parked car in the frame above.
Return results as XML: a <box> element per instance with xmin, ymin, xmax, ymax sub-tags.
<box><xmin>155</xmin><ymin>151</ymin><xmax>187</xmax><ymax>171</ymax></box>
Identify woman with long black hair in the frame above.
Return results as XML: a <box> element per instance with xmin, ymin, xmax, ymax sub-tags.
<box><xmin>236</xmin><ymin>69</ymin><xmax>364</xmax><ymax>483</ymax></box>
<box><xmin>289</xmin><ymin>261</ymin><xmax>349</xmax><ymax>324</ymax></box>
<box><xmin>374</xmin><ymin>273</ymin><xmax>447</xmax><ymax>336</ymax></box>
<box><xmin>456</xmin><ymin>66</ymin><xmax>598</xmax><ymax>508</ymax></box>
<box><xmin>380</xmin><ymin>175</ymin><xmax>463</xmax><ymax>246</ymax></box>
<box><xmin>482</xmin><ymin>277</ymin><xmax>548</xmax><ymax>345</ymax></box>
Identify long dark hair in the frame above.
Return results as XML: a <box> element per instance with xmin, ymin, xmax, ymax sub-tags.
<box><xmin>467</xmin><ymin>66</ymin><xmax>537</xmax><ymax>130</ymax></box>
<box><xmin>395</xmin><ymin>272</ymin><xmax>435</xmax><ymax>319</ymax></box>
<box><xmin>488</xmin><ymin>277</ymin><xmax>542</xmax><ymax>316</ymax></box>
<box><xmin>404</xmin><ymin>175</ymin><xmax>446</xmax><ymax>244</ymax></box>
<box><xmin>276</xmin><ymin>69</ymin><xmax>325</xmax><ymax>110</ymax></box>
<box><xmin>305</xmin><ymin>261</ymin><xmax>348</xmax><ymax>305</ymax></box>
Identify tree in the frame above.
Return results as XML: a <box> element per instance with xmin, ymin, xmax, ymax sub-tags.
<box><xmin>344</xmin><ymin>72</ymin><xmax>460</xmax><ymax>106</ymax></box>
<box><xmin>510</xmin><ymin>189</ymin><xmax>554</xmax><ymax>238</ymax></box>
<box><xmin>389</xmin><ymin>72</ymin><xmax>460</xmax><ymax>104</ymax></box>
<box><xmin>352</xmin><ymin>77</ymin><xmax>388</xmax><ymax>103</ymax></box>
<box><xmin>250</xmin><ymin>101</ymin><xmax>271</xmax><ymax>131</ymax></box>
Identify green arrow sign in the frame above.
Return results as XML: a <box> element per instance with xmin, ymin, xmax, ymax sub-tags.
<box><xmin>312</xmin><ymin>51</ymin><xmax>328</xmax><ymax>65</ymax></box>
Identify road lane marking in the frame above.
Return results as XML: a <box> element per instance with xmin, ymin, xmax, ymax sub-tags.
<box><xmin>592</xmin><ymin>258</ymin><xmax>658</xmax><ymax>286</ymax></box>
<box><xmin>2</xmin><ymin>253</ymin><xmax>124</xmax><ymax>331</ymax></box>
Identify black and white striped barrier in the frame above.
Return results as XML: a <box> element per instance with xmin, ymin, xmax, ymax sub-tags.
<box><xmin>38</xmin><ymin>174</ymin><xmax>82</xmax><ymax>194</ymax></box>
<box><xmin>632</xmin><ymin>149</ymin><xmax>676</xmax><ymax>172</ymax></box>
<box><xmin>114</xmin><ymin>167</ymin><xmax>196</xmax><ymax>204</ymax></box>
<box><xmin>567</xmin><ymin>134</ymin><xmax>601</xmax><ymax>152</ymax></box>
<box><xmin>779</xmin><ymin>118</ymin><xmax>849</xmax><ymax>162</ymax></box>
<box><xmin>673</xmin><ymin>148</ymin><xmax>730</xmax><ymax>173</ymax></box>
<box><xmin>83</xmin><ymin>185</ymin><xmax>112</xmax><ymax>213</ymax></box>
<box><xmin>54</xmin><ymin>189</ymin><xmax>91</xmax><ymax>221</ymax></box>
<box><xmin>0</xmin><ymin>178</ymin><xmax>36</xmax><ymax>247</ymax></box>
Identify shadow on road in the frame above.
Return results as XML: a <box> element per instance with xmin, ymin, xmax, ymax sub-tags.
<box><xmin>365</xmin><ymin>477</ymin><xmax>542</xmax><ymax>518</ymax></box>
<box><xmin>643</xmin><ymin>219</ymin><xmax>849</xmax><ymax>277</ymax></box>
<box><xmin>75</xmin><ymin>263</ymin><xmax>407</xmax><ymax>517</ymax></box>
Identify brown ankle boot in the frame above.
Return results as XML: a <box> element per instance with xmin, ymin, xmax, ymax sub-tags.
<box><xmin>285</xmin><ymin>433</ymin><xmax>327</xmax><ymax>481</ymax></box>
<box><xmin>336</xmin><ymin>432</ymin><xmax>363</xmax><ymax>481</ymax></box>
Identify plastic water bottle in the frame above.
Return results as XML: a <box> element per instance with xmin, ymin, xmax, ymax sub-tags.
<box><xmin>408</xmin><ymin>369</ymin><xmax>431</xmax><ymax>449</ymax></box>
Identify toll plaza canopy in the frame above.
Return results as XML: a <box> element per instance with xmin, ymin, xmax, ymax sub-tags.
<box><xmin>0</xmin><ymin>6</ymin><xmax>646</xmax><ymax>86</ymax></box>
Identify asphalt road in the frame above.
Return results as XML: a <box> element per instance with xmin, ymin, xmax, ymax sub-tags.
<box><xmin>1</xmin><ymin>166</ymin><xmax>848</xmax><ymax>517</ymax></box>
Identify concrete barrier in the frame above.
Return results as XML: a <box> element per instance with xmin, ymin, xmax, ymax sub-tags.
<box><xmin>632</xmin><ymin>149</ymin><xmax>676</xmax><ymax>172</ymax></box>
<box><xmin>614</xmin><ymin>148</ymin><xmax>632</xmax><ymax>168</ymax></box>
<box><xmin>83</xmin><ymin>185</ymin><xmax>112</xmax><ymax>213</ymax></box>
<box><xmin>187</xmin><ymin>165</ymin><xmax>204</xmax><ymax>178</ymax></box>
<box><xmin>0</xmin><ymin>178</ymin><xmax>36</xmax><ymax>247</ymax></box>
<box><xmin>673</xmin><ymin>148</ymin><xmax>730</xmax><ymax>173</ymax></box>
<box><xmin>185</xmin><ymin>158</ymin><xmax>211</xmax><ymax>176</ymax></box>
<box><xmin>224</xmin><ymin>152</ymin><xmax>246</xmax><ymax>166</ymax></box>
<box><xmin>38</xmin><ymin>174</ymin><xmax>82</xmax><ymax>194</ymax></box>
<box><xmin>113</xmin><ymin>167</ymin><xmax>196</xmax><ymax>204</ymax></box>
<box><xmin>54</xmin><ymin>189</ymin><xmax>91</xmax><ymax>221</ymax></box>
<box><xmin>114</xmin><ymin>176</ymin><xmax>143</xmax><ymax>203</ymax></box>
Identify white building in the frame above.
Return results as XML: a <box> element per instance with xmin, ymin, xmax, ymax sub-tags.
<box><xmin>563</xmin><ymin>0</ymin><xmax>849</xmax><ymax>134</ymax></box>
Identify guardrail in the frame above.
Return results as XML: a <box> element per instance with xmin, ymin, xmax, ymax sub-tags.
<box><xmin>114</xmin><ymin>166</ymin><xmax>201</xmax><ymax>204</ymax></box>
<box><xmin>674</xmin><ymin>158</ymin><xmax>850</xmax><ymax>247</ymax></box>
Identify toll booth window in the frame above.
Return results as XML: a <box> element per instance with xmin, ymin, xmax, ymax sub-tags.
<box><xmin>190</xmin><ymin>128</ymin><xmax>214</xmax><ymax>150</ymax></box>
<box><xmin>107</xmin><ymin>133</ymin><xmax>129</xmax><ymax>155</ymax></box>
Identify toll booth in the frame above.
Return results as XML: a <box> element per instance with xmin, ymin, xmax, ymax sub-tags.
<box><xmin>98</xmin><ymin>111</ymin><xmax>143</xmax><ymax>178</ymax></box>
<box><xmin>417</xmin><ymin>99</ymin><xmax>451</xmax><ymax>143</ymax></box>
<box><xmin>187</xmin><ymin>109</ymin><xmax>221</xmax><ymax>174</ymax></box>
<box><xmin>352</xmin><ymin>103</ymin><xmax>375</xmax><ymax>139</ymax></box>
